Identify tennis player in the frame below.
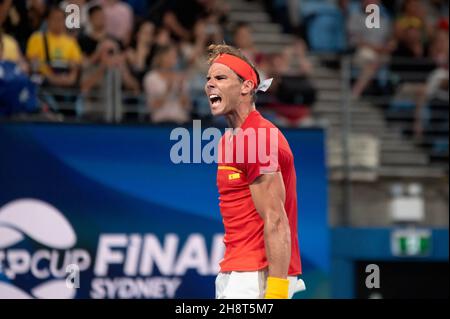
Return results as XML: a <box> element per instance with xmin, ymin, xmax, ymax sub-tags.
<box><xmin>205</xmin><ymin>44</ymin><xmax>305</xmax><ymax>299</ymax></box>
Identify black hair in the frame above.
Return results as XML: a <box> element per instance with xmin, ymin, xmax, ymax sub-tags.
<box><xmin>233</xmin><ymin>22</ymin><xmax>250</xmax><ymax>36</ymax></box>
<box><xmin>130</xmin><ymin>18</ymin><xmax>155</xmax><ymax>49</ymax></box>
<box><xmin>88</xmin><ymin>4</ymin><xmax>103</xmax><ymax>17</ymax></box>
<box><xmin>45</xmin><ymin>5</ymin><xmax>64</xmax><ymax>19</ymax></box>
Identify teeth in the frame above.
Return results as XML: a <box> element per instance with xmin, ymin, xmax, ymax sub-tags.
<box><xmin>209</xmin><ymin>95</ymin><xmax>219</xmax><ymax>99</ymax></box>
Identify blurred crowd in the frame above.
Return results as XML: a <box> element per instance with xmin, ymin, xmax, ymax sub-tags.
<box><xmin>0</xmin><ymin>0</ymin><xmax>448</xmax><ymax>132</ymax></box>
<box><xmin>0</xmin><ymin>0</ymin><xmax>317</xmax><ymax>124</ymax></box>
<box><xmin>264</xmin><ymin>0</ymin><xmax>448</xmax><ymax>137</ymax></box>
<box><xmin>342</xmin><ymin>0</ymin><xmax>448</xmax><ymax>139</ymax></box>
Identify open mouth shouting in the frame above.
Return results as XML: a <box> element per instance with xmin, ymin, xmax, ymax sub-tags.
<box><xmin>209</xmin><ymin>94</ymin><xmax>223</xmax><ymax>108</ymax></box>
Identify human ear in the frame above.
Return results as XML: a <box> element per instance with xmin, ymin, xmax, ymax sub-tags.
<box><xmin>241</xmin><ymin>80</ymin><xmax>255</xmax><ymax>95</ymax></box>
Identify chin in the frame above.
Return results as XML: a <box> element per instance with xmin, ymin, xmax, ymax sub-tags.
<box><xmin>210</xmin><ymin>104</ymin><xmax>226</xmax><ymax>116</ymax></box>
<box><xmin>210</xmin><ymin>109</ymin><xmax>223</xmax><ymax>116</ymax></box>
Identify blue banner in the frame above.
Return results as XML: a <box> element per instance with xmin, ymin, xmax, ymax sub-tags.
<box><xmin>0</xmin><ymin>123</ymin><xmax>329</xmax><ymax>299</ymax></box>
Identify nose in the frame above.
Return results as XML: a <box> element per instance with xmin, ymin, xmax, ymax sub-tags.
<box><xmin>206</xmin><ymin>79</ymin><xmax>215</xmax><ymax>90</ymax></box>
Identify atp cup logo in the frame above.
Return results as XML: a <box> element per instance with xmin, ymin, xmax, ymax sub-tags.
<box><xmin>0</xmin><ymin>199</ymin><xmax>91</xmax><ymax>299</ymax></box>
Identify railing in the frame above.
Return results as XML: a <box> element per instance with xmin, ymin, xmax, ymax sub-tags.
<box><xmin>334</xmin><ymin>53</ymin><xmax>449</xmax><ymax>224</ymax></box>
<box><xmin>33</xmin><ymin>71</ymin><xmax>140</xmax><ymax>123</ymax></box>
<box><xmin>33</xmin><ymin>68</ymin><xmax>212</xmax><ymax>124</ymax></box>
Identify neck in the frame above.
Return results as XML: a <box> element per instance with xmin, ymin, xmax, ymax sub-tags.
<box><xmin>225</xmin><ymin>102</ymin><xmax>256</xmax><ymax>129</ymax></box>
<box><xmin>137</xmin><ymin>40</ymin><xmax>151</xmax><ymax>48</ymax></box>
<box><xmin>91</xmin><ymin>28</ymin><xmax>105</xmax><ymax>38</ymax></box>
<box><xmin>48</xmin><ymin>30</ymin><xmax>62</xmax><ymax>36</ymax></box>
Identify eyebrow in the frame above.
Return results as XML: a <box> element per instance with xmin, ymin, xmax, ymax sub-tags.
<box><xmin>206</xmin><ymin>74</ymin><xmax>227</xmax><ymax>80</ymax></box>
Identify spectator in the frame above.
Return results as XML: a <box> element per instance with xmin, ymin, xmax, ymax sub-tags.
<box><xmin>78</xmin><ymin>5</ymin><xmax>140</xmax><ymax>95</ymax></box>
<box><xmin>162</xmin><ymin>0</ymin><xmax>208</xmax><ymax>42</ymax></box>
<box><xmin>392</xmin><ymin>0</ymin><xmax>435</xmax><ymax>74</ymax></box>
<box><xmin>413</xmin><ymin>20</ymin><xmax>449</xmax><ymax>139</ymax></box>
<box><xmin>154</xmin><ymin>26</ymin><xmax>171</xmax><ymax>47</ymax></box>
<box><xmin>180</xmin><ymin>17</ymin><xmax>224</xmax><ymax>118</ymax></box>
<box><xmin>0</xmin><ymin>30</ymin><xmax>38</xmax><ymax>117</ymax></box>
<box><xmin>268</xmin><ymin>37</ymin><xmax>317</xmax><ymax>107</ymax></box>
<box><xmin>276</xmin><ymin>37</ymin><xmax>313</xmax><ymax>76</ymax></box>
<box><xmin>202</xmin><ymin>13</ymin><xmax>225</xmax><ymax>46</ymax></box>
<box><xmin>347</xmin><ymin>0</ymin><xmax>395</xmax><ymax>98</ymax></box>
<box><xmin>0</xmin><ymin>29</ymin><xmax>28</xmax><ymax>72</ymax></box>
<box><xmin>26</xmin><ymin>5</ymin><xmax>82</xmax><ymax>88</ymax></box>
<box><xmin>78</xmin><ymin>5</ymin><xmax>120</xmax><ymax>64</ymax></box>
<box><xmin>389</xmin><ymin>19</ymin><xmax>435</xmax><ymax>135</ymax></box>
<box><xmin>1</xmin><ymin>0</ymin><xmax>46</xmax><ymax>52</ymax></box>
<box><xmin>390</xmin><ymin>1</ymin><xmax>441</xmax><ymax>74</ymax></box>
<box><xmin>429</xmin><ymin>18</ymin><xmax>449</xmax><ymax>65</ymax></box>
<box><xmin>393</xmin><ymin>23</ymin><xmax>427</xmax><ymax>59</ymax></box>
<box><xmin>413</xmin><ymin>64</ymin><xmax>449</xmax><ymax>139</ymax></box>
<box><xmin>0</xmin><ymin>0</ymin><xmax>11</xmax><ymax>27</ymax></box>
<box><xmin>232</xmin><ymin>22</ymin><xmax>263</xmax><ymax>67</ymax></box>
<box><xmin>126</xmin><ymin>19</ymin><xmax>156</xmax><ymax>88</ymax></box>
<box><xmin>28</xmin><ymin>0</ymin><xmax>48</xmax><ymax>34</ymax></box>
<box><xmin>102</xmin><ymin>0</ymin><xmax>134</xmax><ymax>46</ymax></box>
<box><xmin>390</xmin><ymin>16</ymin><xmax>439</xmax><ymax>78</ymax></box>
<box><xmin>181</xmin><ymin>17</ymin><xmax>224</xmax><ymax>69</ymax></box>
<box><xmin>395</xmin><ymin>0</ymin><xmax>433</xmax><ymax>43</ymax></box>
<box><xmin>143</xmin><ymin>44</ymin><xmax>191</xmax><ymax>124</ymax></box>
<box><xmin>202</xmin><ymin>0</ymin><xmax>229</xmax><ymax>28</ymax></box>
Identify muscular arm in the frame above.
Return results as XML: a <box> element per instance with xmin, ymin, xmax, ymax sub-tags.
<box><xmin>249</xmin><ymin>172</ymin><xmax>291</xmax><ymax>279</ymax></box>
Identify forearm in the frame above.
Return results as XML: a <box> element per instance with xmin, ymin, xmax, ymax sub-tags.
<box><xmin>249</xmin><ymin>173</ymin><xmax>291</xmax><ymax>299</ymax></box>
<box><xmin>164</xmin><ymin>12</ymin><xmax>191</xmax><ymax>41</ymax></box>
<box><xmin>120</xmin><ymin>67</ymin><xmax>140</xmax><ymax>93</ymax></box>
<box><xmin>264</xmin><ymin>212</ymin><xmax>291</xmax><ymax>278</ymax></box>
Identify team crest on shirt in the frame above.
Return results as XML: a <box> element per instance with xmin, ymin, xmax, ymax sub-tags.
<box><xmin>228</xmin><ymin>173</ymin><xmax>240</xmax><ymax>180</ymax></box>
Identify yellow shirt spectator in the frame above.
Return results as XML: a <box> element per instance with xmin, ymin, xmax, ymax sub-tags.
<box><xmin>1</xmin><ymin>34</ymin><xmax>21</xmax><ymax>63</ymax></box>
<box><xmin>26</xmin><ymin>31</ymin><xmax>82</xmax><ymax>74</ymax></box>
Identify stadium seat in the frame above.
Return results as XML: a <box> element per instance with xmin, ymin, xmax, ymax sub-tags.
<box><xmin>304</xmin><ymin>6</ymin><xmax>347</xmax><ymax>53</ymax></box>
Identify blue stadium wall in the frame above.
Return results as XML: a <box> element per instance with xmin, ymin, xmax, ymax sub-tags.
<box><xmin>0</xmin><ymin>123</ymin><xmax>330</xmax><ymax>299</ymax></box>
